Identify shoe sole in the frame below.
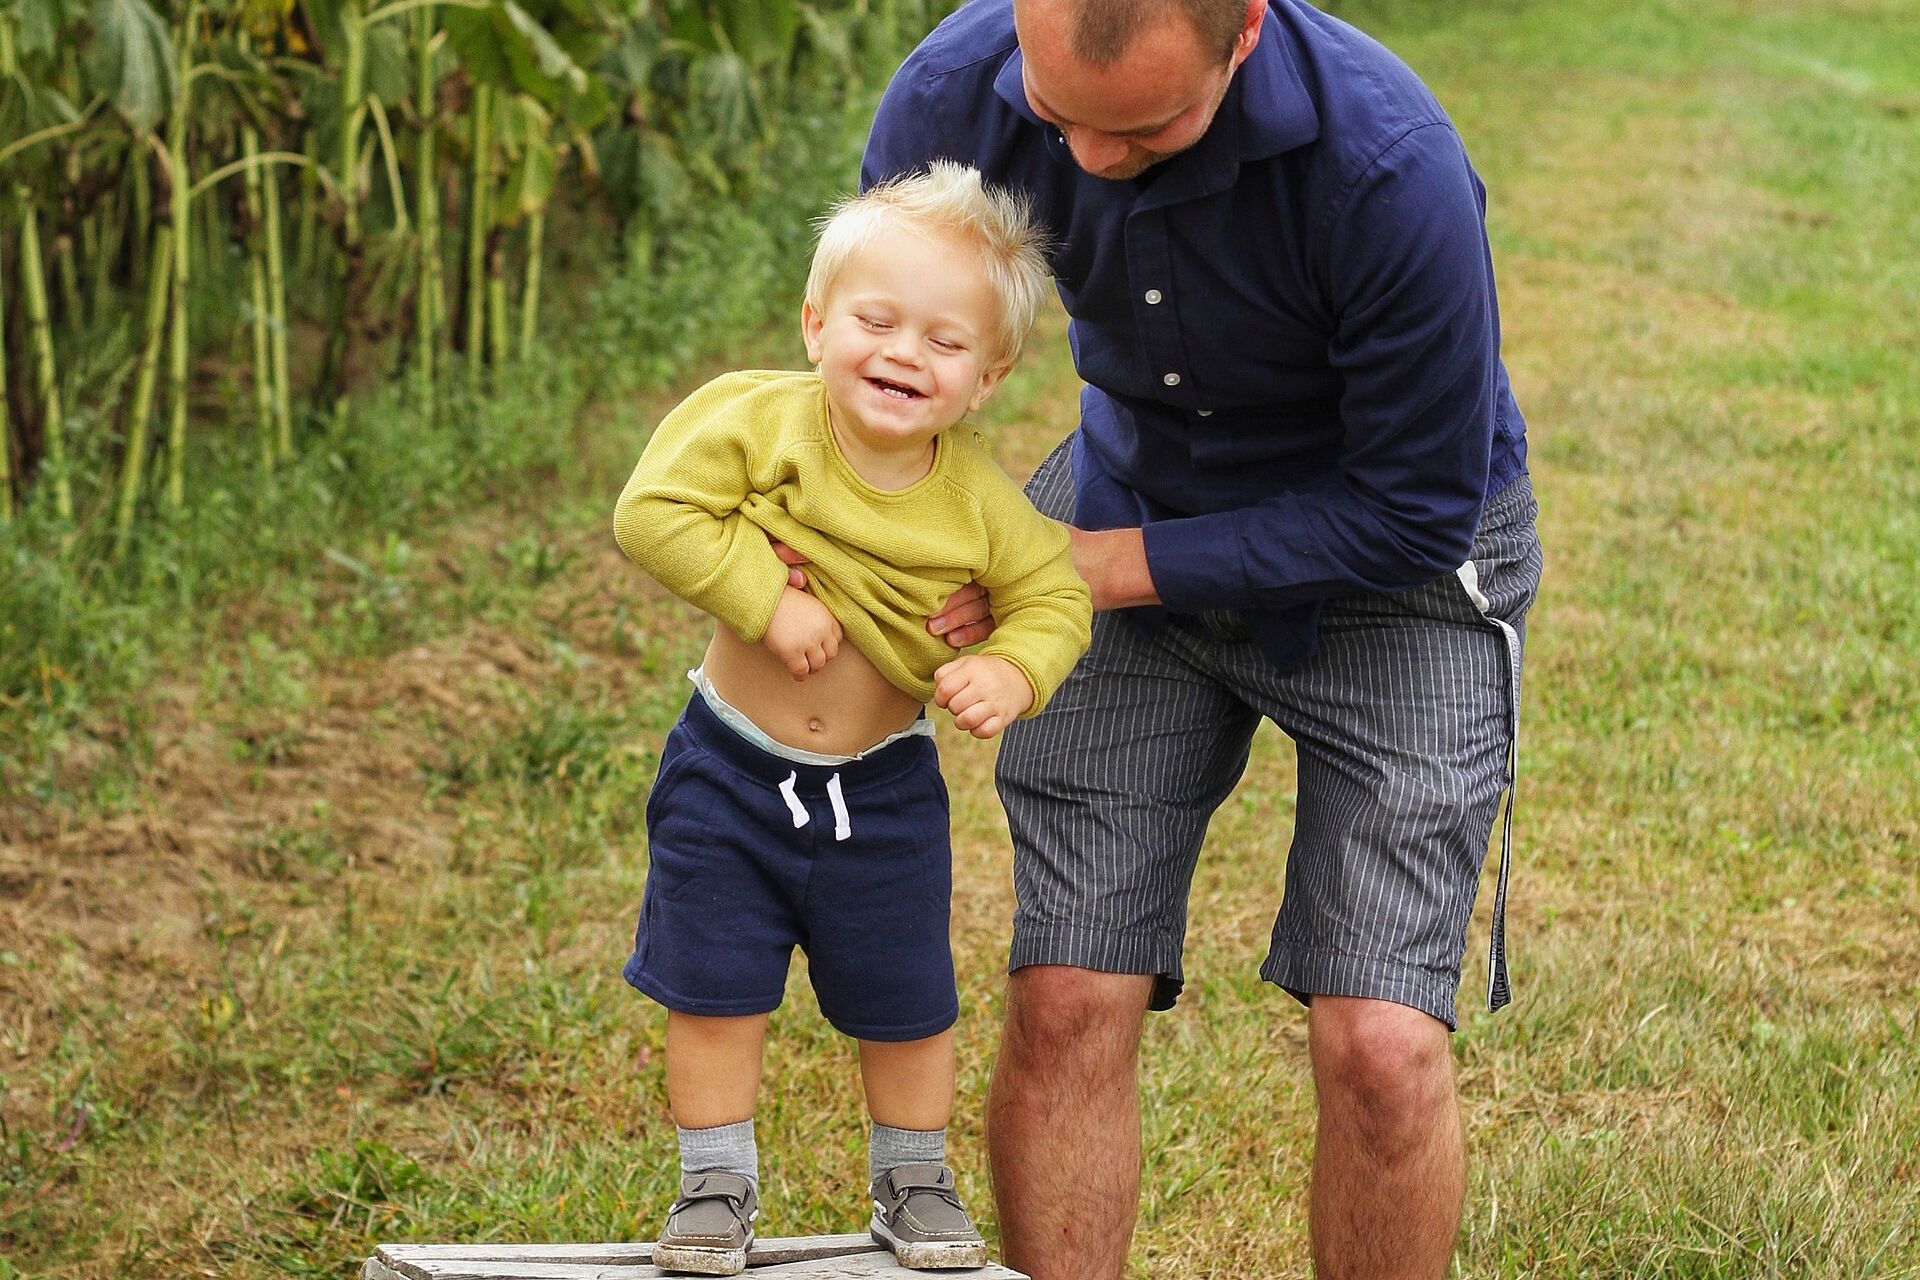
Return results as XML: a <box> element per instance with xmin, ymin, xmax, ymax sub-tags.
<box><xmin>870</xmin><ymin>1215</ymin><xmax>990</xmax><ymax>1270</ymax></box>
<box><xmin>653</xmin><ymin>1241</ymin><xmax>749</xmax><ymax>1276</ymax></box>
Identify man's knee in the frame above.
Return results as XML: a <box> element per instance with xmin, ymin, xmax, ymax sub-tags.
<box><xmin>1309</xmin><ymin>995</ymin><xmax>1455</xmax><ymax>1126</ymax></box>
<box><xmin>1000</xmin><ymin>966</ymin><xmax>1153</xmax><ymax>1077</ymax></box>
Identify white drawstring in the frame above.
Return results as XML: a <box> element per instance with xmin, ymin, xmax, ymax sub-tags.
<box><xmin>777</xmin><ymin>772</ymin><xmax>809</xmax><ymax>829</ymax></box>
<box><xmin>826</xmin><ymin>773</ymin><xmax>851</xmax><ymax>841</ymax></box>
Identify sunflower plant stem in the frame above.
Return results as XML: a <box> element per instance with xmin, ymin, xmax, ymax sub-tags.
<box><xmin>0</xmin><ymin>230</ymin><xmax>13</xmax><ymax>523</ymax></box>
<box><xmin>463</xmin><ymin>81</ymin><xmax>493</xmax><ymax>392</ymax></box>
<box><xmin>16</xmin><ymin>184</ymin><xmax>70</xmax><ymax>520</ymax></box>
<box><xmin>262</xmin><ymin>151</ymin><xmax>293</xmax><ymax>459</ymax></box>
<box><xmin>163</xmin><ymin>4</ymin><xmax>196</xmax><ymax>510</ymax></box>
<box><xmin>413</xmin><ymin>4</ymin><xmax>439</xmax><ymax>410</ymax></box>
<box><xmin>242</xmin><ymin>125</ymin><xmax>275</xmax><ymax>473</ymax></box>
<box><xmin>517</xmin><ymin>207</ymin><xmax>542</xmax><ymax>360</ymax></box>
<box><xmin>114</xmin><ymin>228</ymin><xmax>174</xmax><ymax>559</ymax></box>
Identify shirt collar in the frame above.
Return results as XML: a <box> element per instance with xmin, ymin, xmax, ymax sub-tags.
<box><xmin>990</xmin><ymin>6</ymin><xmax>1320</xmax><ymax>173</ymax></box>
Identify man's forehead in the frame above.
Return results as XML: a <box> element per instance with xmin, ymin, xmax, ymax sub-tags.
<box><xmin>1015</xmin><ymin>1</ymin><xmax>1218</xmax><ymax>130</ymax></box>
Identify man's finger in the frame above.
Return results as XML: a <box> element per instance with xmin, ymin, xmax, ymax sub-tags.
<box><xmin>770</xmin><ymin>539</ymin><xmax>811</xmax><ymax>566</ymax></box>
<box><xmin>939</xmin><ymin>619</ymin><xmax>996</xmax><ymax>649</ymax></box>
<box><xmin>788</xmin><ymin>566</ymin><xmax>809</xmax><ymax>590</ymax></box>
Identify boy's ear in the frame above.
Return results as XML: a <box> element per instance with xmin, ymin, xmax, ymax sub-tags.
<box><xmin>801</xmin><ymin>300</ymin><xmax>825</xmax><ymax>363</ymax></box>
<box><xmin>969</xmin><ymin>360</ymin><xmax>1015</xmax><ymax>412</ymax></box>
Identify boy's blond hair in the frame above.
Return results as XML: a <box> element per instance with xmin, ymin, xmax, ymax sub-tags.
<box><xmin>805</xmin><ymin>161</ymin><xmax>1052</xmax><ymax>365</ymax></box>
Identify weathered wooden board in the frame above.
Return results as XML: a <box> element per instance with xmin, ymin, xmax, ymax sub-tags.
<box><xmin>363</xmin><ymin>1234</ymin><xmax>1028</xmax><ymax>1280</ymax></box>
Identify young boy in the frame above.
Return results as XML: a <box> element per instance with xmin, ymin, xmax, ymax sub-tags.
<box><xmin>613</xmin><ymin>162</ymin><xmax>1091</xmax><ymax>1275</ymax></box>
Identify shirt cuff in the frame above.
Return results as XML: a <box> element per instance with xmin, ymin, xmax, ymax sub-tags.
<box><xmin>1141</xmin><ymin>511</ymin><xmax>1256</xmax><ymax>613</ymax></box>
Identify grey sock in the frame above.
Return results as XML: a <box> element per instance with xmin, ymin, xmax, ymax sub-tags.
<box><xmin>679</xmin><ymin>1118</ymin><xmax>759</xmax><ymax>1192</ymax></box>
<box><xmin>869</xmin><ymin>1122</ymin><xmax>946</xmax><ymax>1183</ymax></box>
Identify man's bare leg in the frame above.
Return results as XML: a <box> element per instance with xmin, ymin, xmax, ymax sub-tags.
<box><xmin>1308</xmin><ymin>995</ymin><xmax>1463</xmax><ymax>1280</ymax></box>
<box><xmin>986</xmin><ymin>966</ymin><xmax>1154</xmax><ymax>1280</ymax></box>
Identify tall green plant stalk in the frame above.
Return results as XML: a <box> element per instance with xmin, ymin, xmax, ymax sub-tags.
<box><xmin>517</xmin><ymin>208</ymin><xmax>542</xmax><ymax>360</ymax></box>
<box><xmin>262</xmin><ymin>156</ymin><xmax>293</xmax><ymax>459</ymax></box>
<box><xmin>132</xmin><ymin>143</ymin><xmax>152</xmax><ymax>281</ymax></box>
<box><xmin>485</xmin><ymin>228</ymin><xmax>508</xmax><ymax>368</ymax></box>
<box><xmin>295</xmin><ymin>132</ymin><xmax>319</xmax><ymax>275</ymax></box>
<box><xmin>163</xmin><ymin>1</ymin><xmax>197</xmax><ymax>509</ymax></box>
<box><xmin>88</xmin><ymin>190</ymin><xmax>119</xmax><ymax>320</ymax></box>
<box><xmin>15</xmin><ymin>185</ymin><xmax>70</xmax><ymax>520</ymax></box>
<box><xmin>242</xmin><ymin>125</ymin><xmax>275</xmax><ymax>472</ymax></box>
<box><xmin>413</xmin><ymin>4</ymin><xmax>439</xmax><ymax>408</ymax></box>
<box><xmin>114</xmin><ymin>229</ymin><xmax>174</xmax><ymax>559</ymax></box>
<box><xmin>0</xmin><ymin>231</ymin><xmax>12</xmax><ymax>523</ymax></box>
<box><xmin>322</xmin><ymin>0</ymin><xmax>368</xmax><ymax>429</ymax></box>
<box><xmin>464</xmin><ymin>80</ymin><xmax>493</xmax><ymax>393</ymax></box>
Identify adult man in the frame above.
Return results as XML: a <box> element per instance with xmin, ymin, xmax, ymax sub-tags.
<box><xmin>865</xmin><ymin>1</ymin><xmax>1543</xmax><ymax>1276</ymax></box>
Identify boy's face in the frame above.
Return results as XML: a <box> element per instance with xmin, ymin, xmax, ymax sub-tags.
<box><xmin>802</xmin><ymin>222</ymin><xmax>1012</xmax><ymax>464</ymax></box>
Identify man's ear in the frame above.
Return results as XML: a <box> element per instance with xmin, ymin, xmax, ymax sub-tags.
<box><xmin>969</xmin><ymin>361</ymin><xmax>1015</xmax><ymax>412</ymax></box>
<box><xmin>1230</xmin><ymin>0</ymin><xmax>1265</xmax><ymax>68</ymax></box>
<box><xmin>801</xmin><ymin>300</ymin><xmax>825</xmax><ymax>363</ymax></box>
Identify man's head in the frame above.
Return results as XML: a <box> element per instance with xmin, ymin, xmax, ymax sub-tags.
<box><xmin>802</xmin><ymin>162</ymin><xmax>1051</xmax><ymax>455</ymax></box>
<box><xmin>1015</xmin><ymin>0</ymin><xmax>1266</xmax><ymax>180</ymax></box>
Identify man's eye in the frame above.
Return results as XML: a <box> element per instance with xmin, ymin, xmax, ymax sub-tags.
<box><xmin>930</xmin><ymin>338</ymin><xmax>961</xmax><ymax>352</ymax></box>
<box><xmin>858</xmin><ymin>315</ymin><xmax>890</xmax><ymax>330</ymax></box>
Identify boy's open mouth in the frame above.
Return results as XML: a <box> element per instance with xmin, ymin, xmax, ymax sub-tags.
<box><xmin>867</xmin><ymin>377</ymin><xmax>925</xmax><ymax>400</ymax></box>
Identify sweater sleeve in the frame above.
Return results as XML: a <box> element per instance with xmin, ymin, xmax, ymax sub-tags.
<box><xmin>969</xmin><ymin>459</ymin><xmax>1094</xmax><ymax>715</ymax></box>
<box><xmin>612</xmin><ymin>376</ymin><xmax>792</xmax><ymax>643</ymax></box>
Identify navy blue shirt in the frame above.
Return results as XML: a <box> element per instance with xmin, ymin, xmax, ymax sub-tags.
<box><xmin>864</xmin><ymin>0</ymin><xmax>1528</xmax><ymax>670</ymax></box>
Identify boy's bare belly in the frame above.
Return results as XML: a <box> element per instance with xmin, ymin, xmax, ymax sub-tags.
<box><xmin>703</xmin><ymin>626</ymin><xmax>924</xmax><ymax>756</ymax></box>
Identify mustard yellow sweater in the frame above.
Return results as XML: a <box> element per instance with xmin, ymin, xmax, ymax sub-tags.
<box><xmin>614</xmin><ymin>371</ymin><xmax>1092</xmax><ymax>712</ymax></box>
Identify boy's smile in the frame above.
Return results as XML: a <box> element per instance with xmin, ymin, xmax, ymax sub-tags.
<box><xmin>803</xmin><ymin>222</ymin><xmax>1012</xmax><ymax>486</ymax></box>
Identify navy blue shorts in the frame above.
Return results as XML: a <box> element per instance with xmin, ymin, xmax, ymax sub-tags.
<box><xmin>624</xmin><ymin>693</ymin><xmax>958</xmax><ymax>1042</ymax></box>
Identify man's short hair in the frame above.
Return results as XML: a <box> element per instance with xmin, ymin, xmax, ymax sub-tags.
<box><xmin>805</xmin><ymin>161</ymin><xmax>1052</xmax><ymax>365</ymax></box>
<box><xmin>1068</xmin><ymin>0</ymin><xmax>1247</xmax><ymax>65</ymax></box>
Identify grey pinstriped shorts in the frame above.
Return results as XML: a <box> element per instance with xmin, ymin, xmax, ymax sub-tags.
<box><xmin>996</xmin><ymin>436</ymin><xmax>1543</xmax><ymax>1028</ymax></box>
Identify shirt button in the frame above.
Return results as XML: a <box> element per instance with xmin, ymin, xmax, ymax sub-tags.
<box><xmin>1162</xmin><ymin>372</ymin><xmax>1181</xmax><ymax>387</ymax></box>
<box><xmin>1144</xmin><ymin>289</ymin><xmax>1163</xmax><ymax>305</ymax></box>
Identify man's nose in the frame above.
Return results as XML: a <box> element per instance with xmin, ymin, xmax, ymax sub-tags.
<box><xmin>1067</xmin><ymin>126</ymin><xmax>1130</xmax><ymax>173</ymax></box>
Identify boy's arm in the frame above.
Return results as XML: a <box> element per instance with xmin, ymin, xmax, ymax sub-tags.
<box><xmin>612</xmin><ymin>379</ymin><xmax>790</xmax><ymax>643</ymax></box>
<box><xmin>971</xmin><ymin>474</ymin><xmax>1095</xmax><ymax>717</ymax></box>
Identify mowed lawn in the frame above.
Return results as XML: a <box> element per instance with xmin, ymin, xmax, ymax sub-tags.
<box><xmin>3</xmin><ymin>1</ymin><xmax>1916</xmax><ymax>1276</ymax></box>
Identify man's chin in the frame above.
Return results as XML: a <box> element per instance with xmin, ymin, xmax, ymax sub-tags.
<box><xmin>1090</xmin><ymin>155</ymin><xmax>1156</xmax><ymax>181</ymax></box>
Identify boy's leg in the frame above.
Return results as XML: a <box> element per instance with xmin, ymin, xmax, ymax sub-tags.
<box><xmin>667</xmin><ymin>1010</ymin><xmax>771</xmax><ymax>1131</ymax></box>
<box><xmin>858</xmin><ymin>1031</ymin><xmax>987</xmax><ymax>1271</ymax></box>
<box><xmin>857</xmin><ymin>1030</ymin><xmax>955</xmax><ymax>1133</ymax></box>
<box><xmin>657</xmin><ymin>1011</ymin><xmax>770</xmax><ymax>1277</ymax></box>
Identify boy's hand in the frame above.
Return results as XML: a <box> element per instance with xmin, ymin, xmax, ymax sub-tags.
<box><xmin>933</xmin><ymin>655</ymin><xmax>1034</xmax><ymax>739</ymax></box>
<box><xmin>763</xmin><ymin>586</ymin><xmax>841</xmax><ymax>679</ymax></box>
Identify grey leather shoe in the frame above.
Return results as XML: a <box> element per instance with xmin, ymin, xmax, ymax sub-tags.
<box><xmin>655</xmin><ymin>1171</ymin><xmax>758</xmax><ymax>1276</ymax></box>
<box><xmin>869</xmin><ymin>1162</ymin><xmax>988</xmax><ymax>1270</ymax></box>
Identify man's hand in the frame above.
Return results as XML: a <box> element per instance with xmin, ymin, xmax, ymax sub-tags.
<box><xmin>933</xmin><ymin>654</ymin><xmax>1034</xmax><ymax>739</ymax></box>
<box><xmin>763</xmin><ymin>586</ymin><xmax>841</xmax><ymax>679</ymax></box>
<box><xmin>928</xmin><ymin>581</ymin><xmax>997</xmax><ymax>648</ymax></box>
<box><xmin>770</xmin><ymin>539</ymin><xmax>810</xmax><ymax>591</ymax></box>
<box><xmin>1067</xmin><ymin>525</ymin><xmax>1159</xmax><ymax>611</ymax></box>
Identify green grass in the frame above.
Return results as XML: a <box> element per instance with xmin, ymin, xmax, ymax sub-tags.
<box><xmin>4</xmin><ymin>0</ymin><xmax>1919</xmax><ymax>1276</ymax></box>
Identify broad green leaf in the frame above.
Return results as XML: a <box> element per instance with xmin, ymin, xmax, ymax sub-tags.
<box><xmin>83</xmin><ymin>0</ymin><xmax>175</xmax><ymax>129</ymax></box>
<box><xmin>364</xmin><ymin>20</ymin><xmax>408</xmax><ymax>102</ymax></box>
<box><xmin>17</xmin><ymin>0</ymin><xmax>74</xmax><ymax>57</ymax></box>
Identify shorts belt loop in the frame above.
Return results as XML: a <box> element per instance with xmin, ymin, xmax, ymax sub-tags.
<box><xmin>826</xmin><ymin>773</ymin><xmax>851</xmax><ymax>841</ymax></box>
<box><xmin>777</xmin><ymin>772</ymin><xmax>809</xmax><ymax>829</ymax></box>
